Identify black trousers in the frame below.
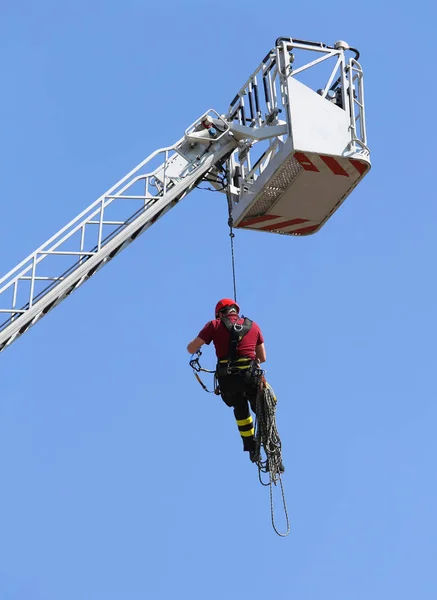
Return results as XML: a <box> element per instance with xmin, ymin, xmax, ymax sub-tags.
<box><xmin>217</xmin><ymin>371</ymin><xmax>260</xmax><ymax>451</ymax></box>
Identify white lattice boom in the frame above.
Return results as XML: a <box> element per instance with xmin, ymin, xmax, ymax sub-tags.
<box><xmin>0</xmin><ymin>37</ymin><xmax>370</xmax><ymax>353</ymax></box>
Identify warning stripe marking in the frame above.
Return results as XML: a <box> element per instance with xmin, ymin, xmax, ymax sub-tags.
<box><xmin>240</xmin><ymin>214</ymin><xmax>309</xmax><ymax>230</ymax></box>
<box><xmin>294</xmin><ymin>152</ymin><xmax>319</xmax><ymax>172</ymax></box>
<box><xmin>320</xmin><ymin>155</ymin><xmax>349</xmax><ymax>177</ymax></box>
<box><xmin>349</xmin><ymin>159</ymin><xmax>368</xmax><ymax>176</ymax></box>
<box><xmin>240</xmin><ymin>214</ymin><xmax>283</xmax><ymax>227</ymax></box>
<box><xmin>259</xmin><ymin>218</ymin><xmax>308</xmax><ymax>232</ymax></box>
<box><xmin>239</xmin><ymin>214</ymin><xmax>319</xmax><ymax>235</ymax></box>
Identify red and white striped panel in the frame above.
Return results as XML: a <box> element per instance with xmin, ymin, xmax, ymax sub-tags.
<box><xmin>294</xmin><ymin>152</ymin><xmax>369</xmax><ymax>178</ymax></box>
<box><xmin>239</xmin><ymin>214</ymin><xmax>320</xmax><ymax>235</ymax></box>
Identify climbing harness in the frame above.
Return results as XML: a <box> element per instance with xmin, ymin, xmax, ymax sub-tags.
<box><xmin>219</xmin><ymin>314</ymin><xmax>253</xmax><ymax>368</ymax></box>
<box><xmin>189</xmin><ymin>315</ymin><xmax>253</xmax><ymax>391</ymax></box>
<box><xmin>252</xmin><ymin>379</ymin><xmax>290</xmax><ymax>537</ymax></box>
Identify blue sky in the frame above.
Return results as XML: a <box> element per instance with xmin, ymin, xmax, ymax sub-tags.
<box><xmin>1</xmin><ymin>1</ymin><xmax>436</xmax><ymax>598</ymax></box>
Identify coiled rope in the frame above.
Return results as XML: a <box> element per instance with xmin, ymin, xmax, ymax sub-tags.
<box><xmin>253</xmin><ymin>380</ymin><xmax>290</xmax><ymax>537</ymax></box>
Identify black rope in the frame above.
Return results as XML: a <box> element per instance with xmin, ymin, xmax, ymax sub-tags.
<box><xmin>226</xmin><ymin>191</ymin><xmax>238</xmax><ymax>303</ymax></box>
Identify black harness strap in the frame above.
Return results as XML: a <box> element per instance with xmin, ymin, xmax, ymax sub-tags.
<box><xmin>220</xmin><ymin>315</ymin><xmax>253</xmax><ymax>362</ymax></box>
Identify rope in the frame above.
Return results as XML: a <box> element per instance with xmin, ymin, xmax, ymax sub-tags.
<box><xmin>223</xmin><ymin>184</ymin><xmax>288</xmax><ymax>534</ymax></box>
<box><xmin>253</xmin><ymin>380</ymin><xmax>290</xmax><ymax>537</ymax></box>
<box><xmin>269</xmin><ymin>473</ymin><xmax>290</xmax><ymax>538</ymax></box>
<box><xmin>226</xmin><ymin>191</ymin><xmax>238</xmax><ymax>303</ymax></box>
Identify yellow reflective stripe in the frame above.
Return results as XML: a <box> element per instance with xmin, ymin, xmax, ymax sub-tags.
<box><xmin>240</xmin><ymin>429</ymin><xmax>255</xmax><ymax>437</ymax></box>
<box><xmin>236</xmin><ymin>416</ymin><xmax>253</xmax><ymax>426</ymax></box>
<box><xmin>218</xmin><ymin>364</ymin><xmax>251</xmax><ymax>370</ymax></box>
<box><xmin>218</xmin><ymin>365</ymin><xmax>251</xmax><ymax>370</ymax></box>
<box><xmin>218</xmin><ymin>358</ymin><xmax>252</xmax><ymax>363</ymax></box>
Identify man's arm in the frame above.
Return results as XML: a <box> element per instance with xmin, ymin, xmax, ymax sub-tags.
<box><xmin>187</xmin><ymin>321</ymin><xmax>213</xmax><ymax>354</ymax></box>
<box><xmin>256</xmin><ymin>343</ymin><xmax>266</xmax><ymax>363</ymax></box>
<box><xmin>187</xmin><ymin>337</ymin><xmax>206</xmax><ymax>354</ymax></box>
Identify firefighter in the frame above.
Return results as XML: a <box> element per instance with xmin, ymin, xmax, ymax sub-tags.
<box><xmin>187</xmin><ymin>298</ymin><xmax>266</xmax><ymax>457</ymax></box>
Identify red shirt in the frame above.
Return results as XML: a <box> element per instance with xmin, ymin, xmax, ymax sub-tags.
<box><xmin>198</xmin><ymin>314</ymin><xmax>264</xmax><ymax>360</ymax></box>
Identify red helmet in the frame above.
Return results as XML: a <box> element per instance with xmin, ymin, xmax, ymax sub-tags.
<box><xmin>215</xmin><ymin>298</ymin><xmax>240</xmax><ymax>318</ymax></box>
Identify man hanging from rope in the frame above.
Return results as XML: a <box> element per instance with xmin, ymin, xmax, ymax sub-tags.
<box><xmin>187</xmin><ymin>298</ymin><xmax>266</xmax><ymax>460</ymax></box>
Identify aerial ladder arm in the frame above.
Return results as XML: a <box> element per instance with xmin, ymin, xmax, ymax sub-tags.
<box><xmin>0</xmin><ymin>111</ymin><xmax>240</xmax><ymax>353</ymax></box>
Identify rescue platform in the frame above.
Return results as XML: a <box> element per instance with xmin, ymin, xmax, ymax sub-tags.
<box><xmin>228</xmin><ymin>38</ymin><xmax>371</xmax><ymax>236</ymax></box>
<box><xmin>233</xmin><ymin>144</ymin><xmax>370</xmax><ymax>236</ymax></box>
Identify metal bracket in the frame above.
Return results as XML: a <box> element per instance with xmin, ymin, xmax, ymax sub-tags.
<box><xmin>229</xmin><ymin>122</ymin><xmax>288</xmax><ymax>141</ymax></box>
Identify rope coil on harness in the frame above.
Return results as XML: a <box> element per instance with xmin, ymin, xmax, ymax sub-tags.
<box><xmin>253</xmin><ymin>378</ymin><xmax>290</xmax><ymax>537</ymax></box>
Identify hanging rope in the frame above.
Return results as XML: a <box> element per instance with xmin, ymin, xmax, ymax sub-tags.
<box><xmin>226</xmin><ymin>190</ymin><xmax>238</xmax><ymax>303</ymax></box>
<box><xmin>253</xmin><ymin>379</ymin><xmax>290</xmax><ymax>537</ymax></box>
<box><xmin>223</xmin><ymin>175</ymin><xmax>288</xmax><ymax>534</ymax></box>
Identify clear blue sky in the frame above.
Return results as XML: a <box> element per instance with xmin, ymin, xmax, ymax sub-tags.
<box><xmin>1</xmin><ymin>1</ymin><xmax>436</xmax><ymax>598</ymax></box>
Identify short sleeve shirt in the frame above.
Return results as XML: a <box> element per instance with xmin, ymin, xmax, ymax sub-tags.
<box><xmin>198</xmin><ymin>314</ymin><xmax>264</xmax><ymax>360</ymax></box>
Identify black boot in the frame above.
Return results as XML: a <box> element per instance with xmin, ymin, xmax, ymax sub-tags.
<box><xmin>243</xmin><ymin>436</ymin><xmax>256</xmax><ymax>452</ymax></box>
